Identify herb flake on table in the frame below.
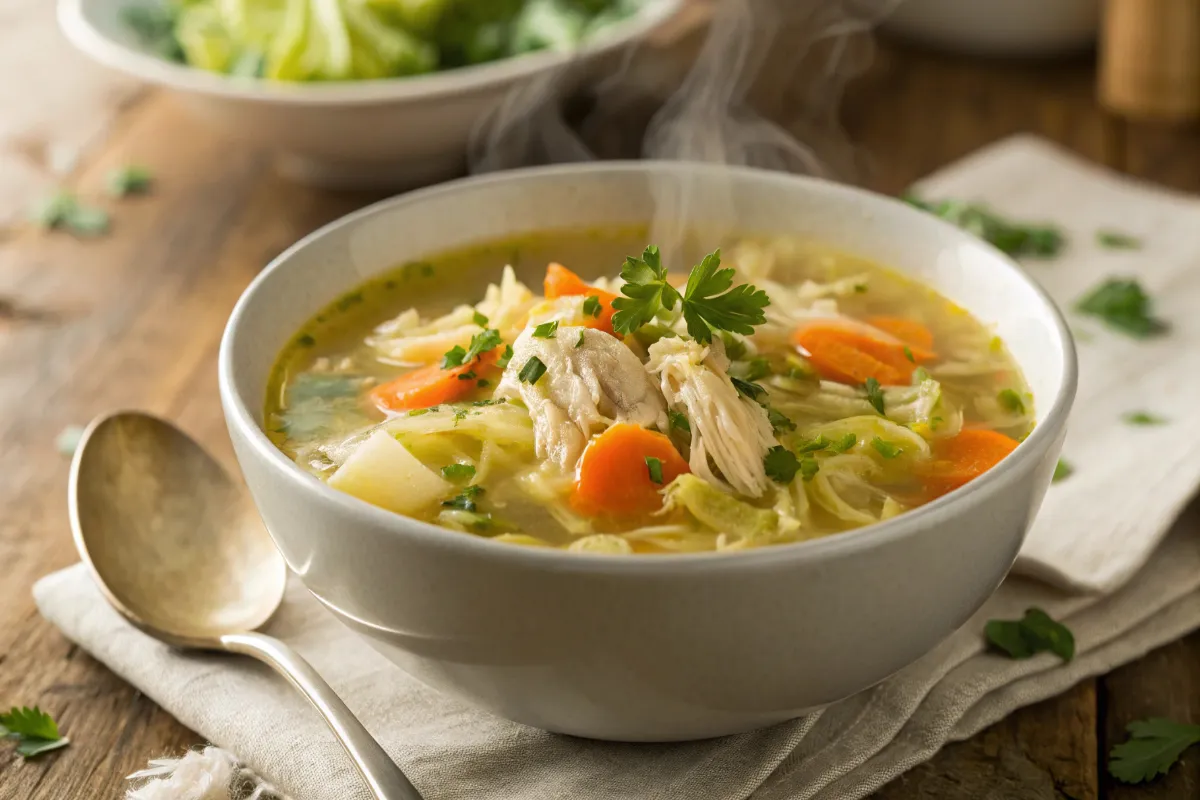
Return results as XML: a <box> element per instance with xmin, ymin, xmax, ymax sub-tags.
<box><xmin>903</xmin><ymin>193</ymin><xmax>1065</xmax><ymax>258</ymax></box>
<box><xmin>985</xmin><ymin>607</ymin><xmax>1074</xmax><ymax>662</ymax></box>
<box><xmin>107</xmin><ymin>165</ymin><xmax>154</xmax><ymax>197</ymax></box>
<box><xmin>31</xmin><ymin>192</ymin><xmax>110</xmax><ymax>237</ymax></box>
<box><xmin>1096</xmin><ymin>230</ymin><xmax>1142</xmax><ymax>250</ymax></box>
<box><xmin>1123</xmin><ymin>411</ymin><xmax>1168</xmax><ymax>426</ymax></box>
<box><xmin>1075</xmin><ymin>278</ymin><xmax>1168</xmax><ymax>339</ymax></box>
<box><xmin>1052</xmin><ymin>459</ymin><xmax>1073</xmax><ymax>483</ymax></box>
<box><xmin>1108</xmin><ymin>718</ymin><xmax>1200</xmax><ymax>784</ymax></box>
<box><xmin>0</xmin><ymin>706</ymin><xmax>69</xmax><ymax>758</ymax></box>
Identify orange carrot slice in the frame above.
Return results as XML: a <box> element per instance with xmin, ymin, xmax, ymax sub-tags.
<box><xmin>544</xmin><ymin>263</ymin><xmax>619</xmax><ymax>335</ymax></box>
<box><xmin>793</xmin><ymin>323</ymin><xmax>915</xmax><ymax>385</ymax></box>
<box><xmin>572</xmin><ymin>424</ymin><xmax>690</xmax><ymax>517</ymax></box>
<box><xmin>867</xmin><ymin>316</ymin><xmax>936</xmax><ymax>356</ymax></box>
<box><xmin>918</xmin><ymin>429</ymin><xmax>1020</xmax><ymax>498</ymax></box>
<box><xmin>369</xmin><ymin>350</ymin><xmax>498</xmax><ymax>413</ymax></box>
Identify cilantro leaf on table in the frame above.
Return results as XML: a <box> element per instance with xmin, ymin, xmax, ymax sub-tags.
<box><xmin>1109</xmin><ymin>718</ymin><xmax>1200</xmax><ymax>784</ymax></box>
<box><xmin>1096</xmin><ymin>230</ymin><xmax>1142</xmax><ymax>250</ymax></box>
<box><xmin>903</xmin><ymin>193</ymin><xmax>1065</xmax><ymax>258</ymax></box>
<box><xmin>0</xmin><ymin>706</ymin><xmax>69</xmax><ymax>759</ymax></box>
<box><xmin>1052</xmin><ymin>459</ymin><xmax>1073</xmax><ymax>483</ymax></box>
<box><xmin>107</xmin><ymin>165</ymin><xmax>154</xmax><ymax>197</ymax></box>
<box><xmin>985</xmin><ymin>607</ymin><xmax>1074</xmax><ymax>662</ymax></box>
<box><xmin>1075</xmin><ymin>278</ymin><xmax>1168</xmax><ymax>339</ymax></box>
<box><xmin>31</xmin><ymin>192</ymin><xmax>110</xmax><ymax>237</ymax></box>
<box><xmin>1123</xmin><ymin>411</ymin><xmax>1168</xmax><ymax>426</ymax></box>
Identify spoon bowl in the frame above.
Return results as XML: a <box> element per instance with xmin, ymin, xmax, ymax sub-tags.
<box><xmin>70</xmin><ymin>412</ymin><xmax>286</xmax><ymax>647</ymax></box>
<box><xmin>69</xmin><ymin>410</ymin><xmax>422</xmax><ymax>800</ymax></box>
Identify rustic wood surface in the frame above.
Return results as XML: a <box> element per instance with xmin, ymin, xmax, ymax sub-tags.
<box><xmin>2</xmin><ymin>25</ymin><xmax>1200</xmax><ymax>800</ymax></box>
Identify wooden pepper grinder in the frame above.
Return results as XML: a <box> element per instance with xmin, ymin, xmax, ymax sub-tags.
<box><xmin>1100</xmin><ymin>0</ymin><xmax>1200</xmax><ymax>120</ymax></box>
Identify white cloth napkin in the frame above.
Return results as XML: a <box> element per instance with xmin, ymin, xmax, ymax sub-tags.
<box><xmin>34</xmin><ymin>136</ymin><xmax>1200</xmax><ymax>800</ymax></box>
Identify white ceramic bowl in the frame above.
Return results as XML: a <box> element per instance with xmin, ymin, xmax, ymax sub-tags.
<box><xmin>882</xmin><ymin>0</ymin><xmax>1100</xmax><ymax>58</ymax></box>
<box><xmin>58</xmin><ymin>0</ymin><xmax>683</xmax><ymax>188</ymax></box>
<box><xmin>219</xmin><ymin>163</ymin><xmax>1076</xmax><ymax>742</ymax></box>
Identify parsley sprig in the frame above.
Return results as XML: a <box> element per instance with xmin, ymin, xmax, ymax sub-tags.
<box><xmin>611</xmin><ymin>246</ymin><xmax>769</xmax><ymax>344</ymax></box>
<box><xmin>1</xmin><ymin>706</ymin><xmax>69</xmax><ymax>758</ymax></box>
<box><xmin>1109</xmin><ymin>718</ymin><xmax>1200</xmax><ymax>784</ymax></box>
<box><xmin>984</xmin><ymin>607</ymin><xmax>1074</xmax><ymax>662</ymax></box>
<box><xmin>443</xmin><ymin>329</ymin><xmax>502</xmax><ymax>369</ymax></box>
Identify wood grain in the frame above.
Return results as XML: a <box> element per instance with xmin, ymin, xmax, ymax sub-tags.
<box><xmin>1</xmin><ymin>31</ymin><xmax>1199</xmax><ymax>800</ymax></box>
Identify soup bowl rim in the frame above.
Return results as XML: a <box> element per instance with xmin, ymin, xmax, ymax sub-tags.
<box><xmin>218</xmin><ymin>160</ymin><xmax>1078</xmax><ymax>574</ymax></box>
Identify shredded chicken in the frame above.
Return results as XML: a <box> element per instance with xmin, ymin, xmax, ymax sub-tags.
<box><xmin>496</xmin><ymin>327</ymin><xmax>667</xmax><ymax>470</ymax></box>
<box><xmin>646</xmin><ymin>336</ymin><xmax>777</xmax><ymax>497</ymax></box>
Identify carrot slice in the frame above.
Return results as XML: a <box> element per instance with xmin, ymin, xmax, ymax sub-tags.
<box><xmin>572</xmin><ymin>424</ymin><xmax>690</xmax><ymax>517</ymax></box>
<box><xmin>543</xmin><ymin>263</ymin><xmax>619</xmax><ymax>335</ymax></box>
<box><xmin>369</xmin><ymin>350</ymin><xmax>498</xmax><ymax>413</ymax></box>
<box><xmin>918</xmin><ymin>429</ymin><xmax>1020</xmax><ymax>498</ymax></box>
<box><xmin>792</xmin><ymin>324</ymin><xmax>914</xmax><ymax>385</ymax></box>
<box><xmin>867</xmin><ymin>316</ymin><xmax>936</xmax><ymax>355</ymax></box>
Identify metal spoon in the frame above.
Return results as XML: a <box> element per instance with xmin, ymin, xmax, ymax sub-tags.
<box><xmin>68</xmin><ymin>410</ymin><xmax>423</xmax><ymax>800</ymax></box>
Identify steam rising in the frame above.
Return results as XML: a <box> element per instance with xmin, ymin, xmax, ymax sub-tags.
<box><xmin>467</xmin><ymin>0</ymin><xmax>902</xmax><ymax>256</ymax></box>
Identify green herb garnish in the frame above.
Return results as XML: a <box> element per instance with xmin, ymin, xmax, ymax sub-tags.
<box><xmin>1108</xmin><ymin>718</ymin><xmax>1200</xmax><ymax>784</ymax></box>
<box><xmin>645</xmin><ymin>456</ymin><xmax>664</xmax><ymax>484</ymax></box>
<box><xmin>518</xmin><ymin>356</ymin><xmax>547</xmax><ymax>385</ymax></box>
<box><xmin>799</xmin><ymin>457</ymin><xmax>820</xmax><ymax>482</ymax></box>
<box><xmin>871</xmin><ymin>437</ymin><xmax>901</xmax><ymax>459</ymax></box>
<box><xmin>611</xmin><ymin>246</ymin><xmax>769</xmax><ymax>344</ymax></box>
<box><xmin>767</xmin><ymin>407</ymin><xmax>795</xmax><ymax>434</ymax></box>
<box><xmin>441</xmin><ymin>464</ymin><xmax>476</xmax><ymax>482</ymax></box>
<box><xmin>473</xmin><ymin>311</ymin><xmax>489</xmax><ymax>326</ymax></box>
<box><xmin>453</xmin><ymin>408</ymin><xmax>469</xmax><ymax>425</ymax></box>
<box><xmin>443</xmin><ymin>328</ymin><xmax>503</xmax><ymax>369</ymax></box>
<box><xmin>442</xmin><ymin>485</ymin><xmax>484</xmax><ymax>512</ymax></box>
<box><xmin>742</xmin><ymin>357</ymin><xmax>772</xmax><ymax>382</ymax></box>
<box><xmin>1076</xmin><ymin>278</ymin><xmax>1168</xmax><ymax>338</ymax></box>
<box><xmin>457</xmin><ymin>371</ymin><xmax>476</xmax><ymax>381</ymax></box>
<box><xmin>497</xmin><ymin>344</ymin><xmax>514</xmax><ymax>369</ymax></box>
<box><xmin>797</xmin><ymin>435</ymin><xmax>832</xmax><ymax>454</ymax></box>
<box><xmin>720</xmin><ymin>332</ymin><xmax>748</xmax><ymax>361</ymax></box>
<box><xmin>997</xmin><ymin>389</ymin><xmax>1026</xmax><ymax>415</ymax></box>
<box><xmin>831</xmin><ymin>433</ymin><xmax>858</xmax><ymax>452</ymax></box>
<box><xmin>1052</xmin><ymin>458</ymin><xmax>1073</xmax><ymax>483</ymax></box>
<box><xmin>764</xmin><ymin>446</ymin><xmax>800</xmax><ymax>484</ymax></box>
<box><xmin>902</xmin><ymin>345</ymin><xmax>915</xmax><ymax>363</ymax></box>
<box><xmin>904</xmin><ymin>193</ymin><xmax>1064</xmax><ymax>258</ymax></box>
<box><xmin>912</xmin><ymin>366</ymin><xmax>931</xmax><ymax>385</ymax></box>
<box><xmin>864</xmin><ymin>377</ymin><xmax>885</xmax><ymax>415</ymax></box>
<box><xmin>1096</xmin><ymin>230</ymin><xmax>1142</xmax><ymax>250</ymax></box>
<box><xmin>1123</xmin><ymin>411</ymin><xmax>1167</xmax><ymax>426</ymax></box>
<box><xmin>532</xmin><ymin>320</ymin><xmax>559</xmax><ymax>339</ymax></box>
<box><xmin>107</xmin><ymin>165</ymin><xmax>153</xmax><ymax>197</ymax></box>
<box><xmin>731</xmin><ymin>377</ymin><xmax>767</xmax><ymax>402</ymax></box>
<box><xmin>576</xmin><ymin>330</ymin><xmax>586</xmax><ymax>349</ymax></box>
<box><xmin>476</xmin><ymin>379</ymin><xmax>490</xmax><ymax>388</ymax></box>
<box><xmin>984</xmin><ymin>607</ymin><xmax>1074</xmax><ymax>662</ymax></box>
<box><xmin>31</xmin><ymin>192</ymin><xmax>110</xmax><ymax>237</ymax></box>
<box><xmin>0</xmin><ymin>706</ymin><xmax>69</xmax><ymax>758</ymax></box>
<box><xmin>582</xmin><ymin>295</ymin><xmax>602</xmax><ymax>318</ymax></box>
<box><xmin>668</xmin><ymin>409</ymin><xmax>691</xmax><ymax>434</ymax></box>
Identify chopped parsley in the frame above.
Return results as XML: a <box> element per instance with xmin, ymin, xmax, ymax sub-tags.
<box><xmin>442</xmin><ymin>485</ymin><xmax>484</xmax><ymax>512</ymax></box>
<box><xmin>644</xmin><ymin>456</ymin><xmax>664</xmax><ymax>484</ymax></box>
<box><xmin>440</xmin><ymin>464</ymin><xmax>476</xmax><ymax>482</ymax></box>
<box><xmin>870</xmin><ymin>437</ymin><xmax>902</xmax><ymax>459</ymax></box>
<box><xmin>1109</xmin><ymin>718</ymin><xmax>1200</xmax><ymax>784</ymax></box>
<box><xmin>611</xmin><ymin>246</ymin><xmax>769</xmax><ymax>344</ymax></box>
<box><xmin>582</xmin><ymin>295</ymin><xmax>602</xmax><ymax>318</ymax></box>
<box><xmin>731</xmin><ymin>377</ymin><xmax>767</xmax><ymax>401</ymax></box>
<box><xmin>453</xmin><ymin>408</ymin><xmax>469</xmax><ymax>425</ymax></box>
<box><xmin>984</xmin><ymin>607</ymin><xmax>1074</xmax><ymax>662</ymax></box>
<box><xmin>668</xmin><ymin>409</ymin><xmax>691</xmax><ymax>434</ymax></box>
<box><xmin>472</xmin><ymin>310</ymin><xmax>489</xmax><ymax>326</ymax></box>
<box><xmin>799</xmin><ymin>457</ymin><xmax>820</xmax><ymax>482</ymax></box>
<box><xmin>107</xmin><ymin>165</ymin><xmax>153</xmax><ymax>197</ymax></box>
<box><xmin>797</xmin><ymin>435</ymin><xmax>832</xmax><ymax>454</ymax></box>
<box><xmin>720</xmin><ymin>332</ymin><xmax>748</xmax><ymax>361</ymax></box>
<box><xmin>1075</xmin><ymin>278</ymin><xmax>1168</xmax><ymax>339</ymax></box>
<box><xmin>766</xmin><ymin>407</ymin><xmax>795</xmax><ymax>434</ymax></box>
<box><xmin>903</xmin><ymin>193</ymin><xmax>1064</xmax><ymax>258</ymax></box>
<box><xmin>576</xmin><ymin>330</ymin><xmax>586</xmax><ymax>348</ymax></box>
<box><xmin>832</xmin><ymin>433</ymin><xmax>858</xmax><ymax>452</ymax></box>
<box><xmin>442</xmin><ymin>329</ymin><xmax>503</xmax><ymax>368</ymax></box>
<box><xmin>1052</xmin><ymin>458</ymin><xmax>1073</xmax><ymax>483</ymax></box>
<box><xmin>797</xmin><ymin>433</ymin><xmax>856</xmax><ymax>454</ymax></box>
<box><xmin>407</xmin><ymin>407</ymin><xmax>434</xmax><ymax>417</ymax></box>
<box><xmin>997</xmin><ymin>389</ymin><xmax>1026</xmax><ymax>415</ymax></box>
<box><xmin>864</xmin><ymin>377</ymin><xmax>885</xmax><ymax>415</ymax></box>
<box><xmin>31</xmin><ymin>192</ymin><xmax>109</xmax><ymax>237</ymax></box>
<box><xmin>0</xmin><ymin>706</ymin><xmax>69</xmax><ymax>758</ymax></box>
<box><xmin>902</xmin><ymin>345</ymin><xmax>915</xmax><ymax>363</ymax></box>
<box><xmin>457</xmin><ymin>371</ymin><xmax>476</xmax><ymax>381</ymax></box>
<box><xmin>764</xmin><ymin>446</ymin><xmax>800</xmax><ymax>484</ymax></box>
<box><xmin>532</xmin><ymin>320</ymin><xmax>559</xmax><ymax>339</ymax></box>
<box><xmin>518</xmin><ymin>356</ymin><xmax>547</xmax><ymax>385</ymax></box>
<box><xmin>496</xmin><ymin>344</ymin><xmax>514</xmax><ymax>369</ymax></box>
<box><xmin>1096</xmin><ymin>230</ymin><xmax>1142</xmax><ymax>250</ymax></box>
<box><xmin>296</xmin><ymin>334</ymin><xmax>316</xmax><ymax>347</ymax></box>
<box><xmin>1123</xmin><ymin>411</ymin><xmax>1167</xmax><ymax>426</ymax></box>
<box><xmin>741</xmin><ymin>357</ymin><xmax>772</xmax><ymax>382</ymax></box>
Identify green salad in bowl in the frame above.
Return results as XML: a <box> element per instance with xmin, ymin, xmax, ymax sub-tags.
<box><xmin>123</xmin><ymin>0</ymin><xmax>644</xmax><ymax>82</ymax></box>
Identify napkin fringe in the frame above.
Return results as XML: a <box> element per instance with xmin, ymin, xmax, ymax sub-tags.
<box><xmin>125</xmin><ymin>746</ymin><xmax>289</xmax><ymax>800</ymax></box>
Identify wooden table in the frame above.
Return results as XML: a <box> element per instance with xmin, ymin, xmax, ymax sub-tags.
<box><xmin>3</xmin><ymin>31</ymin><xmax>1199</xmax><ymax>800</ymax></box>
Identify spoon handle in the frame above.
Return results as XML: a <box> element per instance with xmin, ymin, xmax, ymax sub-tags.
<box><xmin>220</xmin><ymin>631</ymin><xmax>424</xmax><ymax>800</ymax></box>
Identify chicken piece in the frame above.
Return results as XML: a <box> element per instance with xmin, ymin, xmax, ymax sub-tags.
<box><xmin>646</xmin><ymin>336</ymin><xmax>777</xmax><ymax>498</ymax></box>
<box><xmin>496</xmin><ymin>327</ymin><xmax>667</xmax><ymax>470</ymax></box>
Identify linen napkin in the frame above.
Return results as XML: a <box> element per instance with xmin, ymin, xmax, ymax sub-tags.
<box><xmin>34</xmin><ymin>135</ymin><xmax>1200</xmax><ymax>800</ymax></box>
